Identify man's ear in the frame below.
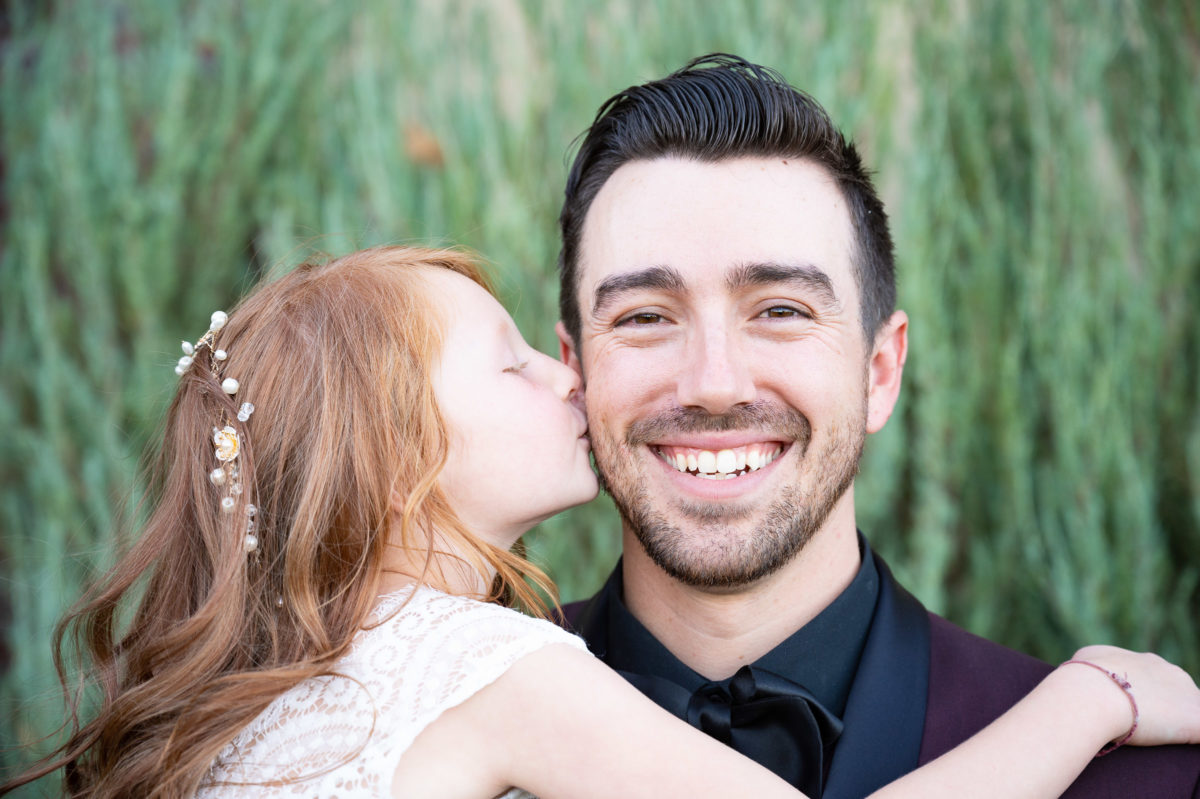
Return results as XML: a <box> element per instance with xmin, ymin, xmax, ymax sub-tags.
<box><xmin>556</xmin><ymin>320</ymin><xmax>584</xmax><ymax>378</ymax></box>
<box><xmin>866</xmin><ymin>310</ymin><xmax>908</xmax><ymax>434</ymax></box>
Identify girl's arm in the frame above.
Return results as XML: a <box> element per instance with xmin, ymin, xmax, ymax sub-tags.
<box><xmin>393</xmin><ymin>642</ymin><xmax>801</xmax><ymax>798</ymax></box>
<box><xmin>394</xmin><ymin>643</ymin><xmax>1200</xmax><ymax>799</ymax></box>
<box><xmin>869</xmin><ymin>645</ymin><xmax>1200</xmax><ymax>799</ymax></box>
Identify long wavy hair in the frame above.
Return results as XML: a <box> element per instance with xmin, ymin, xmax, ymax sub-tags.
<box><xmin>3</xmin><ymin>246</ymin><xmax>557</xmax><ymax>797</ymax></box>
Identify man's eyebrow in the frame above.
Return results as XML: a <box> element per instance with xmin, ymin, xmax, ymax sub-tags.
<box><xmin>591</xmin><ymin>266</ymin><xmax>687</xmax><ymax>316</ymax></box>
<box><xmin>727</xmin><ymin>261</ymin><xmax>840</xmax><ymax>307</ymax></box>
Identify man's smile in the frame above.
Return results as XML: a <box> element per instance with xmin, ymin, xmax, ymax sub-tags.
<box><xmin>653</xmin><ymin>442</ymin><xmax>787</xmax><ymax>480</ymax></box>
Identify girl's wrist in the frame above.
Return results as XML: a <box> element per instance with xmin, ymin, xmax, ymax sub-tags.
<box><xmin>1056</xmin><ymin>659</ymin><xmax>1139</xmax><ymax>755</ymax></box>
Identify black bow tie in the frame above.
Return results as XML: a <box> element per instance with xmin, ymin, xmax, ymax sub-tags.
<box><xmin>620</xmin><ymin>665</ymin><xmax>843</xmax><ymax>797</ymax></box>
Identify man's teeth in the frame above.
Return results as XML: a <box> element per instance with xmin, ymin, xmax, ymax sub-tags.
<box><xmin>657</xmin><ymin>444</ymin><xmax>783</xmax><ymax>480</ymax></box>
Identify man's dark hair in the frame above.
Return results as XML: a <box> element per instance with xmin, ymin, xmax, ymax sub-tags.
<box><xmin>558</xmin><ymin>53</ymin><xmax>895</xmax><ymax>346</ymax></box>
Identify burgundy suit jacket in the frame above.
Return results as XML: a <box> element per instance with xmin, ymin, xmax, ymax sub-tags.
<box><xmin>923</xmin><ymin>613</ymin><xmax>1200</xmax><ymax>797</ymax></box>
<box><xmin>563</xmin><ymin>553</ymin><xmax>1200</xmax><ymax>797</ymax></box>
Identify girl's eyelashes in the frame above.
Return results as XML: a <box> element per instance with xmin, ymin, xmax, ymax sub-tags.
<box><xmin>503</xmin><ymin>361</ymin><xmax>529</xmax><ymax>374</ymax></box>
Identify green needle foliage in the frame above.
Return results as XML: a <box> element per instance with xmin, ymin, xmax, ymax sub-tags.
<box><xmin>2</xmin><ymin>0</ymin><xmax>1197</xmax><ymax>788</ymax></box>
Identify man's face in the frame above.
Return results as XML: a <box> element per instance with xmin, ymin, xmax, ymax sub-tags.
<box><xmin>563</xmin><ymin>156</ymin><xmax>896</xmax><ymax>589</ymax></box>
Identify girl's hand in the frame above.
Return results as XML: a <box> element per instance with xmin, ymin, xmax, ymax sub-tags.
<box><xmin>1063</xmin><ymin>645</ymin><xmax>1200</xmax><ymax>748</ymax></box>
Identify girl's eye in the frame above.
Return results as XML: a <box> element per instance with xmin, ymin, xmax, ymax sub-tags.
<box><xmin>503</xmin><ymin>361</ymin><xmax>529</xmax><ymax>374</ymax></box>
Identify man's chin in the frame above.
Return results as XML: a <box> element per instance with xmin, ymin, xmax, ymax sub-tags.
<box><xmin>621</xmin><ymin>509</ymin><xmax>799</xmax><ymax>588</ymax></box>
<box><xmin>639</xmin><ymin>535</ymin><xmax>796</xmax><ymax>590</ymax></box>
<box><xmin>672</xmin><ymin>497</ymin><xmax>760</xmax><ymax>524</ymax></box>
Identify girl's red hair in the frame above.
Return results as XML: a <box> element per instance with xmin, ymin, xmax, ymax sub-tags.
<box><xmin>3</xmin><ymin>246</ymin><xmax>557</xmax><ymax>797</ymax></box>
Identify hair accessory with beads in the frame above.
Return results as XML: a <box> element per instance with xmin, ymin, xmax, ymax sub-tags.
<box><xmin>176</xmin><ymin>311</ymin><xmax>229</xmax><ymax>376</ymax></box>
<box><xmin>175</xmin><ymin>310</ymin><xmax>259</xmax><ymax>555</ymax></box>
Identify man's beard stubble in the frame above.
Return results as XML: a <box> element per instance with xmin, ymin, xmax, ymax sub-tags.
<box><xmin>592</xmin><ymin>400</ymin><xmax>866</xmax><ymax>589</ymax></box>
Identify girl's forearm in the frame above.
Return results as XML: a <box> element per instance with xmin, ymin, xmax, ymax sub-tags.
<box><xmin>867</xmin><ymin>664</ymin><xmax>1130</xmax><ymax>799</ymax></box>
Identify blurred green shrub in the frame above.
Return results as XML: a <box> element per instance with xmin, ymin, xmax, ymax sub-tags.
<box><xmin>2</xmin><ymin>0</ymin><xmax>1197</xmax><ymax>787</ymax></box>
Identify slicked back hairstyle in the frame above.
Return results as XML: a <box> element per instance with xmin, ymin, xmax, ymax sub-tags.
<box><xmin>558</xmin><ymin>53</ymin><xmax>895</xmax><ymax>346</ymax></box>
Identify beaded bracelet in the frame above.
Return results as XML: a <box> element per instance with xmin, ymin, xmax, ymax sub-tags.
<box><xmin>1060</xmin><ymin>659</ymin><xmax>1139</xmax><ymax>756</ymax></box>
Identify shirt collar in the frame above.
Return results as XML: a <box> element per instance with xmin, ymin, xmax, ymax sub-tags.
<box><xmin>601</xmin><ymin>533</ymin><xmax>879</xmax><ymax>718</ymax></box>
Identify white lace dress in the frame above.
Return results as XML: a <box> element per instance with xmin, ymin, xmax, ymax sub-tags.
<box><xmin>196</xmin><ymin>585</ymin><xmax>586</xmax><ymax>797</ymax></box>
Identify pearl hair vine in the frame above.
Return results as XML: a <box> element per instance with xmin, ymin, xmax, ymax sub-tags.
<box><xmin>176</xmin><ymin>310</ymin><xmax>259</xmax><ymax>555</ymax></box>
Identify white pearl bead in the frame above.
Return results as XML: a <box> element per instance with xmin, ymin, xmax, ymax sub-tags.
<box><xmin>181</xmin><ymin>341</ymin><xmax>194</xmax><ymax>355</ymax></box>
<box><xmin>177</xmin><ymin>355</ymin><xmax>193</xmax><ymax>368</ymax></box>
<box><xmin>214</xmin><ymin>349</ymin><xmax>227</xmax><ymax>361</ymax></box>
<box><xmin>210</xmin><ymin>310</ymin><xmax>228</xmax><ymax>331</ymax></box>
<box><xmin>243</xmin><ymin>533</ymin><xmax>259</xmax><ymax>553</ymax></box>
<box><xmin>209</xmin><ymin>467</ymin><xmax>226</xmax><ymax>485</ymax></box>
<box><xmin>221</xmin><ymin>377</ymin><xmax>239</xmax><ymax>395</ymax></box>
<box><xmin>174</xmin><ymin>365</ymin><xmax>185</xmax><ymax>376</ymax></box>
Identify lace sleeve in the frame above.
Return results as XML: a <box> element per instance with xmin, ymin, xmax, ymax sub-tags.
<box><xmin>375</xmin><ymin>588</ymin><xmax>588</xmax><ymax>756</ymax></box>
<box><xmin>197</xmin><ymin>587</ymin><xmax>586</xmax><ymax>798</ymax></box>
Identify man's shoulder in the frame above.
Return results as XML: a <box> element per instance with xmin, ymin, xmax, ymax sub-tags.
<box><xmin>921</xmin><ymin>610</ymin><xmax>1052</xmax><ymax>756</ymax></box>
<box><xmin>557</xmin><ymin>585</ymin><xmax>614</xmax><ymax>654</ymax></box>
<box><xmin>923</xmin><ymin>611</ymin><xmax>1200</xmax><ymax>798</ymax></box>
<box><xmin>869</xmin><ymin>560</ymin><xmax>1048</xmax><ymax>763</ymax></box>
<box><xmin>558</xmin><ymin>597</ymin><xmax>588</xmax><ymax>632</ymax></box>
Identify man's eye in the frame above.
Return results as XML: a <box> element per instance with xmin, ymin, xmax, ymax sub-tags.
<box><xmin>760</xmin><ymin>306</ymin><xmax>808</xmax><ymax>319</ymax></box>
<box><xmin>620</xmin><ymin>312</ymin><xmax>664</xmax><ymax>326</ymax></box>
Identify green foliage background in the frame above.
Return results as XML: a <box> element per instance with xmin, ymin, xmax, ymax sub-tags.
<box><xmin>2</xmin><ymin>0</ymin><xmax>1198</xmax><ymax>787</ymax></box>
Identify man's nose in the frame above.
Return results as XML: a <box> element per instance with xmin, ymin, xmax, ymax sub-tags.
<box><xmin>674</xmin><ymin>325</ymin><xmax>756</xmax><ymax>413</ymax></box>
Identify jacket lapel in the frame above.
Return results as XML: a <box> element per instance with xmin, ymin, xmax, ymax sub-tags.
<box><xmin>823</xmin><ymin>553</ymin><xmax>930</xmax><ymax>799</ymax></box>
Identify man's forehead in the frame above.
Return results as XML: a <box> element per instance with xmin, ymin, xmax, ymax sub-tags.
<box><xmin>576</xmin><ymin>156</ymin><xmax>856</xmax><ymax>301</ymax></box>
